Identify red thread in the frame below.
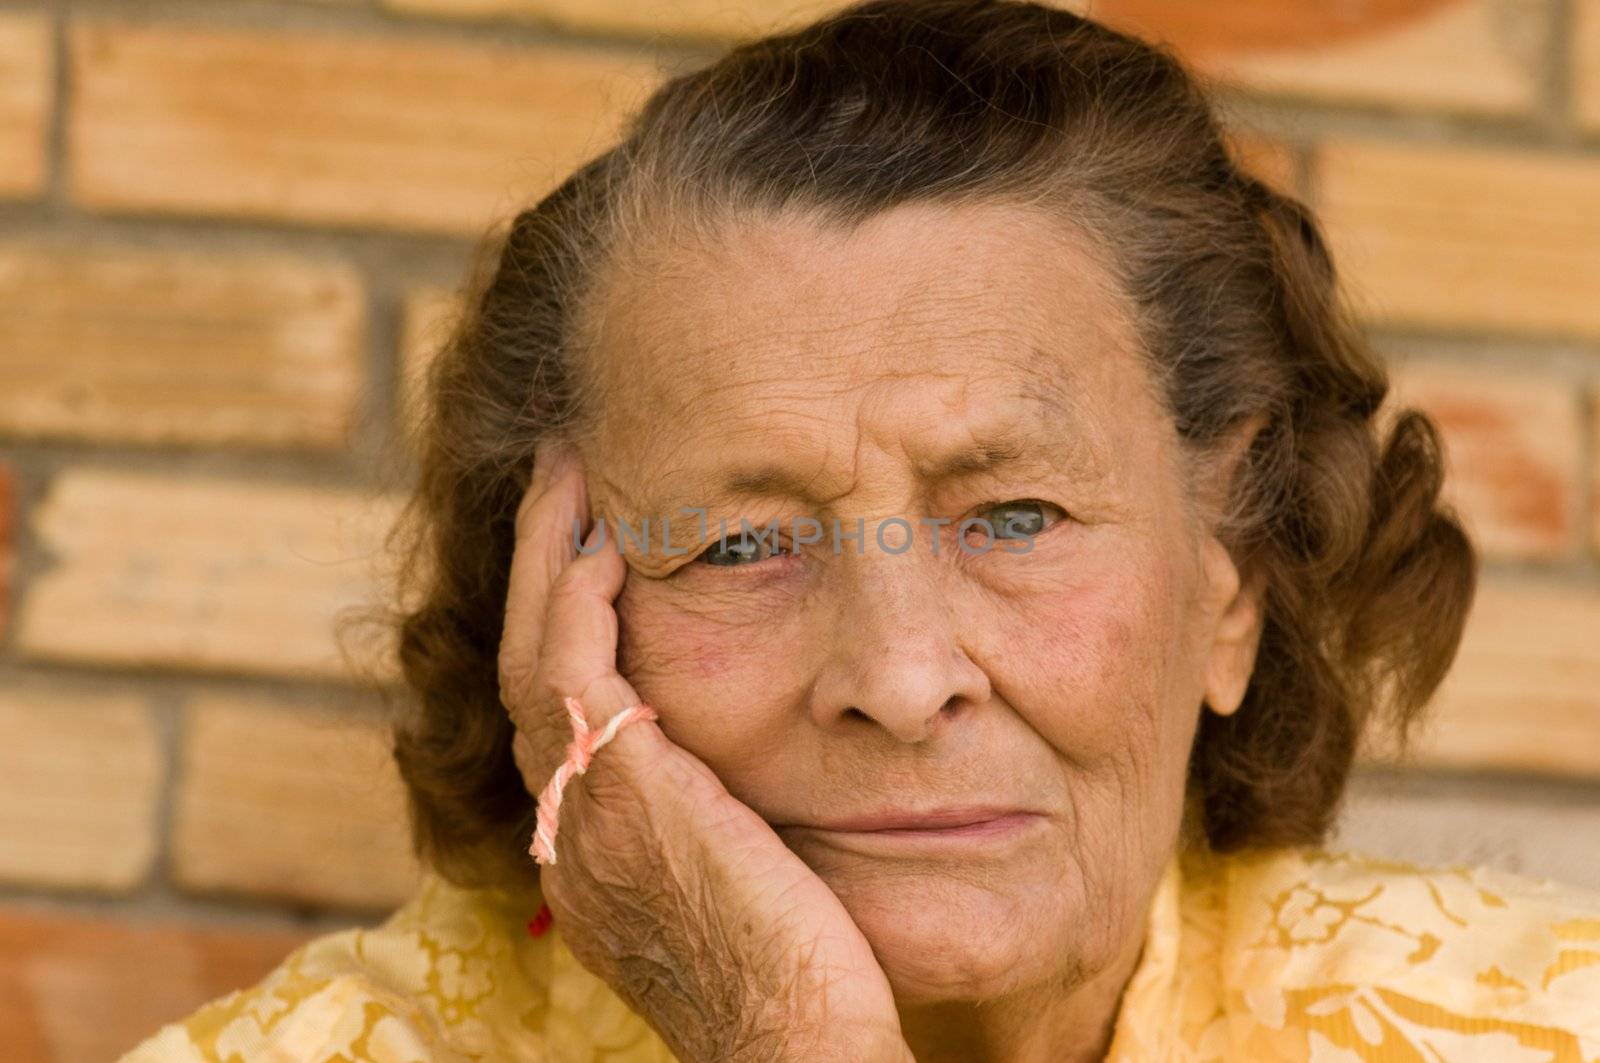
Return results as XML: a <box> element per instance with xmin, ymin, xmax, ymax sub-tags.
<box><xmin>527</xmin><ymin>902</ymin><xmax>553</xmax><ymax>938</ymax></box>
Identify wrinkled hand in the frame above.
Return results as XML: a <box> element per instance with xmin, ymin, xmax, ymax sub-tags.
<box><xmin>499</xmin><ymin>441</ymin><xmax>912</xmax><ymax>1063</ymax></box>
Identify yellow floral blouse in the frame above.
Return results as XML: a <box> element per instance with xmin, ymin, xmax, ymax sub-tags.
<box><xmin>121</xmin><ymin>843</ymin><xmax>1600</xmax><ymax>1061</ymax></box>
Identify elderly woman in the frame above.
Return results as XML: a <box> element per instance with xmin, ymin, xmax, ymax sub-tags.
<box><xmin>124</xmin><ymin>0</ymin><xmax>1600</xmax><ymax>1060</ymax></box>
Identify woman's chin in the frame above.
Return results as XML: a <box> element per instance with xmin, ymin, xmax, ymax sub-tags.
<box><xmin>830</xmin><ymin>871</ymin><xmax>1082</xmax><ymax>1002</ymax></box>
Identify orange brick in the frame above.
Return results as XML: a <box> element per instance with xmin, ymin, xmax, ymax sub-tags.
<box><xmin>1314</xmin><ymin>138</ymin><xmax>1600</xmax><ymax>339</ymax></box>
<box><xmin>172</xmin><ymin>696</ymin><xmax>420</xmax><ymax>909</ymax></box>
<box><xmin>1187</xmin><ymin>0</ymin><xmax>1544</xmax><ymax>117</ymax></box>
<box><xmin>389</xmin><ymin>1</ymin><xmax>1542</xmax><ymax>116</ymax></box>
<box><xmin>1359</xmin><ymin>579</ymin><xmax>1600</xmax><ymax>779</ymax></box>
<box><xmin>379</xmin><ymin>0</ymin><xmax>837</xmax><ymax>40</ymax></box>
<box><xmin>397</xmin><ymin>285</ymin><xmax>462</xmax><ymax>444</ymax></box>
<box><xmin>0</xmin><ymin>12</ymin><xmax>51</xmax><ymax>200</ymax></box>
<box><xmin>1577</xmin><ymin>0</ymin><xmax>1600</xmax><ymax>131</ymax></box>
<box><xmin>1386</xmin><ymin>362</ymin><xmax>1581</xmax><ymax>561</ymax></box>
<box><xmin>1592</xmin><ymin>383</ymin><xmax>1600</xmax><ymax>556</ymax></box>
<box><xmin>16</xmin><ymin>468</ymin><xmax>405</xmax><ymax>682</ymax></box>
<box><xmin>1225</xmin><ymin>129</ymin><xmax>1300</xmax><ymax>196</ymax></box>
<box><xmin>0</xmin><ymin>904</ymin><xmax>318</xmax><ymax>1063</ymax></box>
<box><xmin>0</xmin><ymin>461</ymin><xmax>12</xmax><ymax>639</ymax></box>
<box><xmin>0</xmin><ymin>242</ymin><xmax>366</xmax><ymax>448</ymax></box>
<box><xmin>68</xmin><ymin>19</ymin><xmax>663</xmax><ymax>235</ymax></box>
<box><xmin>0</xmin><ymin>690</ymin><xmax>163</xmax><ymax>892</ymax></box>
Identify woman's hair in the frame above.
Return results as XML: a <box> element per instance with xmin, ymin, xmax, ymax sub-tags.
<box><xmin>373</xmin><ymin>0</ymin><xmax>1477</xmax><ymax>890</ymax></box>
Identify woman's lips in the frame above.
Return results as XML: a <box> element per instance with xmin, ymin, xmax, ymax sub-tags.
<box><xmin>776</xmin><ymin>807</ymin><xmax>1047</xmax><ymax>843</ymax></box>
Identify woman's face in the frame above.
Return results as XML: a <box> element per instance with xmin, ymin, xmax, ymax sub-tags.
<box><xmin>581</xmin><ymin>199</ymin><xmax>1260</xmax><ymax>1003</ymax></box>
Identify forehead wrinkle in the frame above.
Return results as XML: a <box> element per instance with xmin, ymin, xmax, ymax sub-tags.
<box><xmin>611</xmin><ymin>332</ymin><xmax>1108</xmax><ymax>522</ymax></box>
<box><xmin>948</xmin><ymin>342</ymin><xmax>1104</xmax><ymax>471</ymax></box>
<box><xmin>628</xmin><ymin>398</ymin><xmax>1093</xmax><ymax>524</ymax></box>
<box><xmin>593</xmin><ymin>212</ymin><xmax>1132</xmax><ymax>521</ymax></box>
<box><xmin>928</xmin><ymin>396</ymin><xmax>1094</xmax><ymax>485</ymax></box>
<box><xmin>615</xmin><ymin>391</ymin><xmax>845</xmax><ymax>524</ymax></box>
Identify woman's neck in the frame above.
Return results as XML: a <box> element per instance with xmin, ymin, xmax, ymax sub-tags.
<box><xmin>893</xmin><ymin>920</ymin><xmax>1149</xmax><ymax>1063</ymax></box>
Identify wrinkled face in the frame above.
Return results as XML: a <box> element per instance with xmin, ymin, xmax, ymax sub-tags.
<box><xmin>581</xmin><ymin>199</ymin><xmax>1251</xmax><ymax>1003</ymax></box>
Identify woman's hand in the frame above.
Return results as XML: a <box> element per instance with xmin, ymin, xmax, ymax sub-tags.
<box><xmin>499</xmin><ymin>442</ymin><xmax>912</xmax><ymax>1063</ymax></box>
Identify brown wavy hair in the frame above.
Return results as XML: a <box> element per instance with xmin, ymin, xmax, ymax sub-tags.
<box><xmin>369</xmin><ymin>0</ymin><xmax>1477</xmax><ymax>891</ymax></box>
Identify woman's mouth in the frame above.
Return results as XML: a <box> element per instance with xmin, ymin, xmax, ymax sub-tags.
<box><xmin>773</xmin><ymin>807</ymin><xmax>1048</xmax><ymax>850</ymax></box>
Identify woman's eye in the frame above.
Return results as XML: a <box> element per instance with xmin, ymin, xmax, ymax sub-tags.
<box><xmin>969</xmin><ymin>499</ymin><xmax>1066</xmax><ymax>542</ymax></box>
<box><xmin>695</xmin><ymin>531</ymin><xmax>787</xmax><ymax>567</ymax></box>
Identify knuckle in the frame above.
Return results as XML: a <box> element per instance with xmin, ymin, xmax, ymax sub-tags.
<box><xmin>497</xmin><ymin>655</ymin><xmax>536</xmax><ymax>716</ymax></box>
<box><xmin>496</xmin><ymin>651</ymin><xmax>520</xmax><ymax>695</ymax></box>
<box><xmin>538</xmin><ymin>655</ymin><xmax>593</xmax><ymax>702</ymax></box>
<box><xmin>547</xmin><ymin>565</ymin><xmax>591</xmax><ymax>607</ymax></box>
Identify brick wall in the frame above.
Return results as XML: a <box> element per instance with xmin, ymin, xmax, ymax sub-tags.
<box><xmin>1</xmin><ymin>1</ymin><xmax>1597</xmax><ymax>1059</ymax></box>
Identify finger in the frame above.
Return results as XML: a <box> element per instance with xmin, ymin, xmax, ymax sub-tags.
<box><xmin>537</xmin><ymin>520</ymin><xmax>642</xmax><ymax>719</ymax></box>
<box><xmin>509</xmin><ymin>441</ymin><xmax>585</xmax><ymax>654</ymax></box>
<box><xmin>522</xmin><ymin>524</ymin><xmax>683</xmax><ymax>863</ymax></box>
<box><xmin>500</xmin><ymin>441</ymin><xmax>587</xmax><ymax>721</ymax></box>
<box><xmin>511</xmin><ymin>729</ymin><xmax>539</xmax><ymax>787</ymax></box>
<box><xmin>533</xmin><ymin>521</ymin><xmax>681</xmax><ymax>771</ymax></box>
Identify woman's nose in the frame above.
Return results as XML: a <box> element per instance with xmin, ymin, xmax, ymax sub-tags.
<box><xmin>806</xmin><ymin>546</ymin><xmax>992</xmax><ymax>744</ymax></box>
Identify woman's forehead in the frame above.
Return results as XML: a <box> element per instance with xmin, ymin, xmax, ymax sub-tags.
<box><xmin>583</xmin><ymin>200</ymin><xmax>1149</xmax><ymax>464</ymax></box>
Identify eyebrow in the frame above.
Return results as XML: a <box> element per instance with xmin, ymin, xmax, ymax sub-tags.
<box><xmin>919</xmin><ymin>436</ymin><xmax>1032</xmax><ymax>479</ymax></box>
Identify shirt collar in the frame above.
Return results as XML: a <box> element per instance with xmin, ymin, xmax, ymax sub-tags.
<box><xmin>1103</xmin><ymin>844</ymin><xmax>1187</xmax><ymax>1061</ymax></box>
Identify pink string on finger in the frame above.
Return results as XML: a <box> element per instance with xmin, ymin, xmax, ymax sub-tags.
<box><xmin>529</xmin><ymin>695</ymin><xmax>658</xmax><ymax>866</ymax></box>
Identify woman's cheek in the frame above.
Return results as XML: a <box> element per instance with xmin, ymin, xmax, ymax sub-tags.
<box><xmin>976</xmin><ymin>549</ymin><xmax>1171</xmax><ymax>744</ymax></box>
<box><xmin>617</xmin><ymin>581</ymin><xmax>741</xmax><ymax>687</ymax></box>
<box><xmin>616</xmin><ymin>574</ymin><xmax>808</xmax><ymax>743</ymax></box>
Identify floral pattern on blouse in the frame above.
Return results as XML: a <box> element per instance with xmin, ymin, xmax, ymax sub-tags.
<box><xmin>122</xmin><ymin>843</ymin><xmax>1600</xmax><ymax>1061</ymax></box>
